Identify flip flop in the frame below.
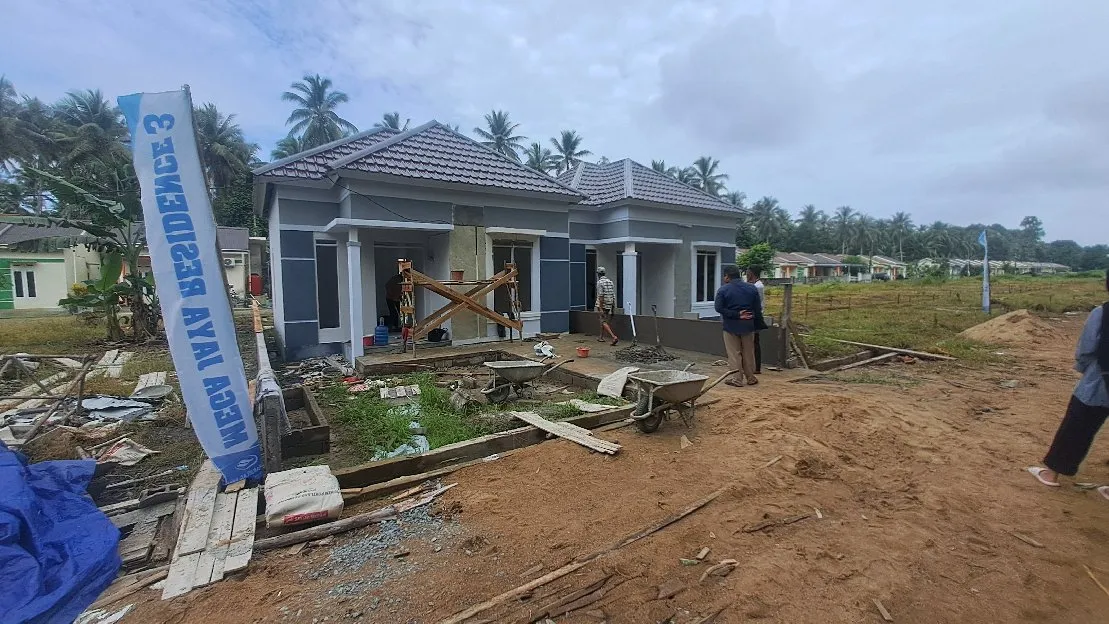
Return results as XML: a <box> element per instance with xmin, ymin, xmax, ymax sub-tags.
<box><xmin>1027</xmin><ymin>466</ymin><xmax>1061</xmax><ymax>487</ymax></box>
<box><xmin>724</xmin><ymin>379</ymin><xmax>745</xmax><ymax>388</ymax></box>
<box><xmin>1098</xmin><ymin>486</ymin><xmax>1109</xmax><ymax>501</ymax></box>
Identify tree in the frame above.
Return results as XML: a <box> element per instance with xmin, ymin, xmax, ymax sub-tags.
<box><xmin>0</xmin><ymin>76</ymin><xmax>27</xmax><ymax>171</ymax></box>
<box><xmin>749</xmin><ymin>196</ymin><xmax>791</xmax><ymax>246</ymax></box>
<box><xmin>675</xmin><ymin>167</ymin><xmax>697</xmax><ymax>186</ymax></box>
<box><xmin>724</xmin><ymin>191</ymin><xmax>746</xmax><ymax>209</ymax></box>
<box><xmin>374</xmin><ymin>112</ymin><xmax>409</xmax><ymax>131</ymax></box>
<box><xmin>832</xmin><ymin>206</ymin><xmax>855</xmax><ymax>254</ymax></box>
<box><xmin>890</xmin><ymin>211</ymin><xmax>913</xmax><ymax>261</ymax></box>
<box><xmin>791</xmin><ymin>204</ymin><xmax>825</xmax><ymax>252</ymax></box>
<box><xmin>474</xmin><ymin>110</ymin><xmax>525</xmax><ymax>161</ymax></box>
<box><xmin>689</xmin><ymin>156</ymin><xmax>727</xmax><ymax>195</ymax></box>
<box><xmin>651</xmin><ymin>159</ymin><xmax>679</xmax><ymax>177</ymax></box>
<box><xmin>53</xmin><ymin>88</ymin><xmax>127</xmax><ymax>172</ymax></box>
<box><xmin>1020</xmin><ymin>216</ymin><xmax>1045</xmax><ymax>241</ymax></box>
<box><xmin>737</xmin><ymin>243</ymin><xmax>775</xmax><ymax>274</ymax></box>
<box><xmin>271</xmin><ymin>135</ymin><xmax>306</xmax><ymax>160</ymax></box>
<box><xmin>194</xmin><ymin>102</ymin><xmax>256</xmax><ymax>190</ymax></box>
<box><xmin>281</xmin><ymin>74</ymin><xmax>358</xmax><ymax>148</ymax></box>
<box><xmin>523</xmin><ymin>142</ymin><xmax>556</xmax><ymax>173</ymax></box>
<box><xmin>549</xmin><ymin>130</ymin><xmax>591</xmax><ymax>173</ymax></box>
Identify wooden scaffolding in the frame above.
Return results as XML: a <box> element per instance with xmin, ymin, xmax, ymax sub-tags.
<box><xmin>397</xmin><ymin>259</ymin><xmax>523</xmax><ymax>355</ymax></box>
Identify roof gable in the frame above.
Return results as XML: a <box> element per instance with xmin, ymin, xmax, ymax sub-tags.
<box><xmin>253</xmin><ymin>127</ymin><xmax>399</xmax><ymax>179</ymax></box>
<box><xmin>558</xmin><ymin>159</ymin><xmax>740</xmax><ymax>212</ymax></box>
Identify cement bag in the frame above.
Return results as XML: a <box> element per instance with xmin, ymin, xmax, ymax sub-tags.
<box><xmin>264</xmin><ymin>465</ymin><xmax>344</xmax><ymax>528</ymax></box>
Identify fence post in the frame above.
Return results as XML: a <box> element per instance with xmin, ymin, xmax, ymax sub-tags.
<box><xmin>779</xmin><ymin>283</ymin><xmax>793</xmax><ymax>368</ymax></box>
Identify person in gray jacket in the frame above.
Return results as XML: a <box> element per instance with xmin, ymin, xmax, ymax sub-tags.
<box><xmin>1028</xmin><ymin>270</ymin><xmax>1109</xmax><ymax>502</ymax></box>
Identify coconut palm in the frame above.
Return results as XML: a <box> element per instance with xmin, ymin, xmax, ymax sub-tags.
<box><xmin>271</xmin><ymin>135</ymin><xmax>306</xmax><ymax>160</ymax></box>
<box><xmin>690</xmin><ymin>156</ymin><xmax>728</xmax><ymax>195</ymax></box>
<box><xmin>890</xmin><ymin>211</ymin><xmax>913</xmax><ymax>261</ymax></box>
<box><xmin>675</xmin><ymin>167</ymin><xmax>698</xmax><ymax>186</ymax></box>
<box><xmin>0</xmin><ymin>76</ymin><xmax>26</xmax><ymax>171</ymax></box>
<box><xmin>724</xmin><ymin>191</ymin><xmax>747</xmax><ymax>209</ymax></box>
<box><xmin>549</xmin><ymin>130</ymin><xmax>591</xmax><ymax>173</ymax></box>
<box><xmin>749</xmin><ymin>196</ymin><xmax>791</xmax><ymax>245</ymax></box>
<box><xmin>52</xmin><ymin>88</ymin><xmax>127</xmax><ymax>170</ymax></box>
<box><xmin>852</xmin><ymin>214</ymin><xmax>880</xmax><ymax>256</ymax></box>
<box><xmin>832</xmin><ymin>205</ymin><xmax>856</xmax><ymax>254</ymax></box>
<box><xmin>523</xmin><ymin>142</ymin><xmax>556</xmax><ymax>173</ymax></box>
<box><xmin>193</xmin><ymin>103</ymin><xmax>256</xmax><ymax>189</ymax></box>
<box><xmin>792</xmin><ymin>204</ymin><xmax>824</xmax><ymax>252</ymax></box>
<box><xmin>474</xmin><ymin>110</ymin><xmax>525</xmax><ymax>161</ymax></box>
<box><xmin>651</xmin><ymin>159</ymin><xmax>679</xmax><ymax>177</ymax></box>
<box><xmin>374</xmin><ymin>112</ymin><xmax>409</xmax><ymax>131</ymax></box>
<box><xmin>281</xmin><ymin>74</ymin><xmax>358</xmax><ymax>148</ymax></box>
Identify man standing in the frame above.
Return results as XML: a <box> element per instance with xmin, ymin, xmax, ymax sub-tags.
<box><xmin>715</xmin><ymin>265</ymin><xmax>759</xmax><ymax>387</ymax></box>
<box><xmin>595</xmin><ymin>267</ymin><xmax>619</xmax><ymax>346</ymax></box>
<box><xmin>746</xmin><ymin>267</ymin><xmax>766</xmax><ymax>374</ymax></box>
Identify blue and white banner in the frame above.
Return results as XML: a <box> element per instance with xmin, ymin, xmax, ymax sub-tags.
<box><xmin>119</xmin><ymin>90</ymin><xmax>261</xmax><ymax>484</ymax></box>
<box><xmin>978</xmin><ymin>229</ymin><xmax>990</xmax><ymax>314</ymax></box>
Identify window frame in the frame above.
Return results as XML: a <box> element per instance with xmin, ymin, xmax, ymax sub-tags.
<box><xmin>314</xmin><ymin>240</ymin><xmax>341</xmax><ymax>330</ymax></box>
<box><xmin>491</xmin><ymin>239</ymin><xmax>534</xmax><ymax>314</ymax></box>
<box><xmin>693</xmin><ymin>249</ymin><xmax>718</xmax><ymax>304</ymax></box>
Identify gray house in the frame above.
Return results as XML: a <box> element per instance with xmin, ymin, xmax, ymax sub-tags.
<box><xmin>557</xmin><ymin>160</ymin><xmax>741</xmax><ymax>319</ymax></box>
<box><xmin>253</xmin><ymin>121</ymin><xmax>583</xmax><ymax>361</ymax></box>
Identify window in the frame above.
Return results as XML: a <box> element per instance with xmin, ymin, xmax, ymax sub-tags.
<box><xmin>695</xmin><ymin>251</ymin><xmax>717</xmax><ymax>303</ymax></box>
<box><xmin>13</xmin><ymin>270</ymin><xmax>36</xmax><ymax>298</ymax></box>
<box><xmin>315</xmin><ymin>241</ymin><xmax>340</xmax><ymax>329</ymax></box>
<box><xmin>492</xmin><ymin>240</ymin><xmax>532</xmax><ymax>313</ymax></box>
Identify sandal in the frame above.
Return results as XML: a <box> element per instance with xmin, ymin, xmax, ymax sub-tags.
<box><xmin>724</xmin><ymin>379</ymin><xmax>744</xmax><ymax>388</ymax></box>
<box><xmin>1027</xmin><ymin>466</ymin><xmax>1061</xmax><ymax>487</ymax></box>
<box><xmin>611</xmin><ymin>339</ymin><xmax>619</xmax><ymax>346</ymax></box>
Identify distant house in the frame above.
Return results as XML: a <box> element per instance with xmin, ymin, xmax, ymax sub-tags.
<box><xmin>748</xmin><ymin>250</ymin><xmax>908</xmax><ymax>282</ymax></box>
<box><xmin>0</xmin><ymin>220</ymin><xmax>101</xmax><ymax>310</ymax></box>
<box><xmin>867</xmin><ymin>255</ymin><xmax>908</xmax><ymax>279</ymax></box>
<box><xmin>917</xmin><ymin>258</ymin><xmax>1069</xmax><ymax>277</ymax></box>
<box><xmin>557</xmin><ymin>160</ymin><xmax>742</xmax><ymax>319</ymax></box>
<box><xmin>134</xmin><ymin>226</ymin><xmax>265</xmax><ymax>298</ymax></box>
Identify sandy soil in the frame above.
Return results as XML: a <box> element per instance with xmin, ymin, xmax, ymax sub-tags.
<box><xmin>121</xmin><ymin>313</ymin><xmax>1109</xmax><ymax>624</ymax></box>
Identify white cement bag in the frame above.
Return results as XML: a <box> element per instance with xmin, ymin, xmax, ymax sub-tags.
<box><xmin>264</xmin><ymin>465</ymin><xmax>344</xmax><ymax>528</ymax></box>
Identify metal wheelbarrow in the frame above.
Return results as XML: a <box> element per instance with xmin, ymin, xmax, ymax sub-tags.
<box><xmin>481</xmin><ymin>359</ymin><xmax>573</xmax><ymax>404</ymax></box>
<box><xmin>627</xmin><ymin>368</ymin><xmax>738</xmax><ymax>433</ymax></box>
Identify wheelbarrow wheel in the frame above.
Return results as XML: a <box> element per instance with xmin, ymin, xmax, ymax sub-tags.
<box><xmin>634</xmin><ymin>395</ymin><xmax>664</xmax><ymax>433</ymax></box>
<box><xmin>482</xmin><ymin>380</ymin><xmax>513</xmax><ymax>404</ymax></box>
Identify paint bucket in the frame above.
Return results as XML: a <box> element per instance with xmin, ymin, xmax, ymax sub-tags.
<box><xmin>576</xmin><ymin>346</ymin><xmax>590</xmax><ymax>358</ymax></box>
<box><xmin>450</xmin><ymin>270</ymin><xmax>465</xmax><ymax>281</ymax></box>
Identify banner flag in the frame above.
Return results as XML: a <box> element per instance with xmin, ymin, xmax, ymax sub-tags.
<box><xmin>978</xmin><ymin>230</ymin><xmax>990</xmax><ymax>314</ymax></box>
<box><xmin>118</xmin><ymin>89</ymin><xmax>261</xmax><ymax>484</ymax></box>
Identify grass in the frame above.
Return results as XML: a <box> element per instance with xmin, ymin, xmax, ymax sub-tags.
<box><xmin>766</xmin><ymin>275</ymin><xmax>1106</xmax><ymax>361</ymax></box>
<box><xmin>0</xmin><ymin>315</ymin><xmax>105</xmax><ymax>353</ymax></box>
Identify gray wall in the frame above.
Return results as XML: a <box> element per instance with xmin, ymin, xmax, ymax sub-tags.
<box><xmin>539</xmin><ymin>236</ymin><xmax>570</xmax><ymax>333</ymax></box>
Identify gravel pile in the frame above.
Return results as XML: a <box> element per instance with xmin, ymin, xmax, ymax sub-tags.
<box><xmin>614</xmin><ymin>344</ymin><xmax>677</xmax><ymax>365</ymax></box>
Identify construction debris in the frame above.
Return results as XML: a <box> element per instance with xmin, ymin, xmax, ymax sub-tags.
<box><xmin>699</xmin><ymin>559</ymin><xmax>738</xmax><ymax>582</ymax></box>
<box><xmin>742</xmin><ymin>513</ymin><xmax>812</xmax><ymax>533</ymax></box>
<box><xmin>98</xmin><ymin>438</ymin><xmax>159</xmax><ymax>467</ymax></box>
<box><xmin>614</xmin><ymin>344</ymin><xmax>676</xmax><ymax>365</ymax></box>
<box><xmin>510</xmin><ymin>411</ymin><xmax>621</xmax><ymax>455</ymax></box>
<box><xmin>596</xmin><ymin>366</ymin><xmax>639</xmax><ymax>398</ymax></box>
<box><xmin>872</xmin><ymin>598</ymin><xmax>894</xmax><ymax>622</ymax></box>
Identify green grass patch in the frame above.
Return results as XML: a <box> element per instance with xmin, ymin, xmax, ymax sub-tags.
<box><xmin>120</xmin><ymin>350</ymin><xmax>174</xmax><ymax>380</ymax></box>
<box><xmin>0</xmin><ymin>316</ymin><xmax>104</xmax><ymax>353</ymax></box>
<box><xmin>536</xmin><ymin>402</ymin><xmax>583</xmax><ymax>421</ymax></box>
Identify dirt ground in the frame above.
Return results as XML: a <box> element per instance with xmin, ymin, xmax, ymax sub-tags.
<box><xmin>120</xmin><ymin>313</ymin><xmax>1109</xmax><ymax>624</ymax></box>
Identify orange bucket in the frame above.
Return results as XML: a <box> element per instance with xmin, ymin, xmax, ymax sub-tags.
<box><xmin>576</xmin><ymin>346</ymin><xmax>590</xmax><ymax>358</ymax></box>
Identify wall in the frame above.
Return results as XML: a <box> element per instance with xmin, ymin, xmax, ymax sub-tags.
<box><xmin>640</xmin><ymin>244</ymin><xmax>676</xmax><ymax>317</ymax></box>
<box><xmin>568</xmin><ymin>310</ymin><xmax>784</xmax><ymax>366</ymax></box>
<box><xmin>1</xmin><ymin>254</ymin><xmax>68</xmax><ymax>310</ymax></box>
<box><xmin>447</xmin><ymin>224</ymin><xmax>488</xmax><ymax>341</ymax></box>
<box><xmin>539</xmin><ymin>235</ymin><xmax>569</xmax><ymax>332</ymax></box>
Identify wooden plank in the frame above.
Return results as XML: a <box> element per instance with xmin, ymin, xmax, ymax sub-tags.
<box><xmin>823</xmin><ymin>338</ymin><xmax>956</xmax><ymax>361</ymax></box>
<box><xmin>175</xmin><ymin>460</ymin><xmax>222</xmax><ymax>556</ymax></box>
<box><xmin>119</xmin><ymin>518</ymin><xmax>160</xmax><ymax>565</ymax></box>
<box><xmin>106</xmin><ymin>351</ymin><xmax>133</xmax><ymax>378</ymax></box>
<box><xmin>161</xmin><ymin>552</ymin><xmax>201</xmax><ymax>600</ymax></box>
<box><xmin>54</xmin><ymin>357</ymin><xmax>83</xmax><ymax>369</ymax></box>
<box><xmin>0</xmin><ymin>371</ymin><xmax>68</xmax><ymax>410</ymax></box>
<box><xmin>197</xmin><ymin>491</ymin><xmax>236</xmax><ymax>586</ymax></box>
<box><xmin>86</xmin><ymin>349</ymin><xmax>118</xmax><ymax>380</ymax></box>
<box><xmin>134</xmin><ymin>371</ymin><xmax>167</xmax><ymax>393</ymax></box>
<box><xmin>511</xmin><ymin>412</ymin><xmax>620</xmax><ymax>454</ymax></box>
<box><xmin>342</xmin><ymin>450</ymin><xmax>519</xmax><ymax>504</ymax></box>
<box><xmin>224</xmin><ymin>488</ymin><xmax>258</xmax><ymax>574</ymax></box>
<box><xmin>109</xmin><ymin>500</ymin><xmax>178</xmax><ymax>529</ymax></box>
<box><xmin>831</xmin><ymin>351</ymin><xmax>898</xmax><ymax>372</ymax></box>
<box><xmin>332</xmin><ymin>405</ymin><xmax>633</xmax><ymax>489</ymax></box>
<box><xmin>91</xmin><ymin>566</ymin><xmax>169</xmax><ymax>610</ymax></box>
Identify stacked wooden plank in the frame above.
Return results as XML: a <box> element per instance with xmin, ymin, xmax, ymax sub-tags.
<box><xmin>86</xmin><ymin>349</ymin><xmax>133</xmax><ymax>379</ymax></box>
<box><xmin>99</xmin><ymin>487</ymin><xmax>186</xmax><ymax>570</ymax></box>
<box><xmin>162</xmin><ymin>461</ymin><xmax>259</xmax><ymax>599</ymax></box>
<box><xmin>509</xmin><ymin>412</ymin><xmax>621</xmax><ymax>455</ymax></box>
<box><xmin>133</xmin><ymin>372</ymin><xmax>168</xmax><ymax>393</ymax></box>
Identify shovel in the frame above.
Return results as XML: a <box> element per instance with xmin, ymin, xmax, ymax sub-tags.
<box><xmin>651</xmin><ymin>304</ymin><xmax>668</xmax><ymax>356</ymax></box>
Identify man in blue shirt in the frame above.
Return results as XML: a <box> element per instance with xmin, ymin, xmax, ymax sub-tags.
<box><xmin>715</xmin><ymin>265</ymin><xmax>760</xmax><ymax>387</ymax></box>
<box><xmin>1029</xmin><ymin>270</ymin><xmax>1109</xmax><ymax>502</ymax></box>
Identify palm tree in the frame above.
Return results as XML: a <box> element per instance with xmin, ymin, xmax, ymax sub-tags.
<box><xmin>651</xmin><ymin>159</ymin><xmax>679</xmax><ymax>177</ymax></box>
<box><xmin>523</xmin><ymin>142</ymin><xmax>556</xmax><ymax>173</ymax></box>
<box><xmin>271</xmin><ymin>135</ymin><xmax>306</xmax><ymax>160</ymax></box>
<box><xmin>793</xmin><ymin>204</ymin><xmax>824</xmax><ymax>252</ymax></box>
<box><xmin>193</xmin><ymin>103</ymin><xmax>256</xmax><ymax>189</ymax></box>
<box><xmin>690</xmin><ymin>156</ymin><xmax>728</xmax><ymax>195</ymax></box>
<box><xmin>749</xmin><ymin>197</ymin><xmax>791</xmax><ymax>245</ymax></box>
<box><xmin>52</xmin><ymin>88</ymin><xmax>127</xmax><ymax>172</ymax></box>
<box><xmin>281</xmin><ymin>74</ymin><xmax>358</xmax><ymax>148</ymax></box>
<box><xmin>724</xmin><ymin>191</ymin><xmax>746</xmax><ymax>209</ymax></box>
<box><xmin>675</xmin><ymin>167</ymin><xmax>698</xmax><ymax>186</ymax></box>
<box><xmin>0</xmin><ymin>76</ymin><xmax>26</xmax><ymax>171</ymax></box>
<box><xmin>549</xmin><ymin>130</ymin><xmax>591</xmax><ymax>173</ymax></box>
<box><xmin>474</xmin><ymin>110</ymin><xmax>525</xmax><ymax>161</ymax></box>
<box><xmin>374</xmin><ymin>112</ymin><xmax>409</xmax><ymax>131</ymax></box>
<box><xmin>832</xmin><ymin>206</ymin><xmax>856</xmax><ymax>254</ymax></box>
<box><xmin>889</xmin><ymin>211</ymin><xmax>913</xmax><ymax>261</ymax></box>
<box><xmin>852</xmin><ymin>214</ymin><xmax>880</xmax><ymax>256</ymax></box>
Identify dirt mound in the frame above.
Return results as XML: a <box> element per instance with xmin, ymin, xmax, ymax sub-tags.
<box><xmin>958</xmin><ymin>309</ymin><xmax>1061</xmax><ymax>345</ymax></box>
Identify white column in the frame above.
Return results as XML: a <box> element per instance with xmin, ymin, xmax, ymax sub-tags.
<box><xmin>347</xmin><ymin>229</ymin><xmax>364</xmax><ymax>358</ymax></box>
<box><xmin>621</xmin><ymin>242</ymin><xmax>638</xmax><ymax>316</ymax></box>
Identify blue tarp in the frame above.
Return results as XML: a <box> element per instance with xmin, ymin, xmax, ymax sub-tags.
<box><xmin>0</xmin><ymin>444</ymin><xmax>120</xmax><ymax>624</ymax></box>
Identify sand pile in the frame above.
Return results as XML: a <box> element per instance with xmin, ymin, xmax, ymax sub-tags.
<box><xmin>958</xmin><ymin>309</ymin><xmax>1061</xmax><ymax>345</ymax></box>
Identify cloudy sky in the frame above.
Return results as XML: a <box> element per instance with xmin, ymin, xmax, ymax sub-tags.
<box><xmin>3</xmin><ymin>0</ymin><xmax>1106</xmax><ymax>244</ymax></box>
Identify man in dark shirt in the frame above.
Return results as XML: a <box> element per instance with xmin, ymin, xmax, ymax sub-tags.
<box><xmin>715</xmin><ymin>265</ymin><xmax>760</xmax><ymax>387</ymax></box>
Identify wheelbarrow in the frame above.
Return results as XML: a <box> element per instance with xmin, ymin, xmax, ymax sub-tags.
<box><xmin>481</xmin><ymin>359</ymin><xmax>574</xmax><ymax>404</ymax></box>
<box><xmin>627</xmin><ymin>368</ymin><xmax>738</xmax><ymax>433</ymax></box>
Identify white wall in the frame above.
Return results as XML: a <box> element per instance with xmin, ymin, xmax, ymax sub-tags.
<box><xmin>640</xmin><ymin>244</ymin><xmax>676</xmax><ymax>317</ymax></box>
<box><xmin>7</xmin><ymin>257</ymin><xmax>67</xmax><ymax>310</ymax></box>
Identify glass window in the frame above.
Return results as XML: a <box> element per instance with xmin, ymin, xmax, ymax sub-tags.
<box><xmin>695</xmin><ymin>251</ymin><xmax>717</xmax><ymax>302</ymax></box>
<box><xmin>13</xmin><ymin>271</ymin><xmax>24</xmax><ymax>298</ymax></box>
<box><xmin>315</xmin><ymin>242</ymin><xmax>340</xmax><ymax>329</ymax></box>
<box><xmin>25</xmin><ymin>271</ymin><xmax>35</xmax><ymax>297</ymax></box>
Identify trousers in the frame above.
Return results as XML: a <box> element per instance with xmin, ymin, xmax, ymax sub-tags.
<box><xmin>722</xmin><ymin>331</ymin><xmax>757</xmax><ymax>384</ymax></box>
<box><xmin>1044</xmin><ymin>395</ymin><xmax>1109</xmax><ymax>476</ymax></box>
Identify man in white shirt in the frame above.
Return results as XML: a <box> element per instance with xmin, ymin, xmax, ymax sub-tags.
<box><xmin>595</xmin><ymin>267</ymin><xmax>619</xmax><ymax>346</ymax></box>
<box><xmin>746</xmin><ymin>267</ymin><xmax>766</xmax><ymax>374</ymax></box>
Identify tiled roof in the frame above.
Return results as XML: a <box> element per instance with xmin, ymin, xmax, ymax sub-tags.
<box><xmin>333</xmin><ymin>122</ymin><xmax>581</xmax><ymax>197</ymax></box>
<box><xmin>0</xmin><ymin>222</ymin><xmax>88</xmax><ymax>245</ymax></box>
<box><xmin>254</xmin><ymin>122</ymin><xmax>581</xmax><ymax>199</ymax></box>
<box><xmin>558</xmin><ymin>160</ymin><xmax>741</xmax><ymax>212</ymax></box>
<box><xmin>254</xmin><ymin>128</ymin><xmax>400</xmax><ymax>180</ymax></box>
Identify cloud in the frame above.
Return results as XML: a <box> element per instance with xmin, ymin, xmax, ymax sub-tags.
<box><xmin>0</xmin><ymin>0</ymin><xmax>1105</xmax><ymax>244</ymax></box>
